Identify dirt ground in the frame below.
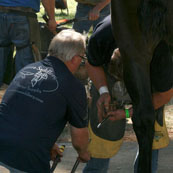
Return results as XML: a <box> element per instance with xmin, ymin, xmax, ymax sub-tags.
<box><xmin>55</xmin><ymin>103</ymin><xmax>173</xmax><ymax>173</ymax></box>
<box><xmin>124</xmin><ymin>104</ymin><xmax>173</xmax><ymax>142</ymax></box>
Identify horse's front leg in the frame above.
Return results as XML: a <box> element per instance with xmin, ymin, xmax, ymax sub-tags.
<box><xmin>123</xmin><ymin>56</ymin><xmax>155</xmax><ymax>173</ymax></box>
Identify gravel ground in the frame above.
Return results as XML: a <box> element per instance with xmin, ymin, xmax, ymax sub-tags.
<box><xmin>124</xmin><ymin>104</ymin><xmax>173</xmax><ymax>141</ymax></box>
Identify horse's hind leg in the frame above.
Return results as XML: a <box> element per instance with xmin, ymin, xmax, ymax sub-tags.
<box><xmin>122</xmin><ymin>54</ymin><xmax>155</xmax><ymax>173</ymax></box>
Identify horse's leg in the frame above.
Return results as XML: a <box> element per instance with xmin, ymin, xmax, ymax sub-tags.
<box><xmin>167</xmin><ymin>1</ymin><xmax>173</xmax><ymax>53</ymax></box>
<box><xmin>123</xmin><ymin>57</ymin><xmax>155</xmax><ymax>173</ymax></box>
<box><xmin>111</xmin><ymin>1</ymin><xmax>156</xmax><ymax>172</ymax></box>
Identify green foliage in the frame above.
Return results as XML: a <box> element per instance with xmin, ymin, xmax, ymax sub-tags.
<box><xmin>38</xmin><ymin>0</ymin><xmax>93</xmax><ymax>35</ymax></box>
<box><xmin>38</xmin><ymin>0</ymin><xmax>77</xmax><ymax>28</ymax></box>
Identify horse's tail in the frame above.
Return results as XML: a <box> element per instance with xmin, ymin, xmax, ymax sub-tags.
<box><xmin>137</xmin><ymin>0</ymin><xmax>167</xmax><ymax>41</ymax></box>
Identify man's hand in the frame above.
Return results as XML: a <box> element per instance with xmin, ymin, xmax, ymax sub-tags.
<box><xmin>88</xmin><ymin>8</ymin><xmax>100</xmax><ymax>21</ymax></box>
<box><xmin>107</xmin><ymin>108</ymin><xmax>133</xmax><ymax>121</ymax></box>
<box><xmin>97</xmin><ymin>93</ymin><xmax>111</xmax><ymax>122</ymax></box>
<box><xmin>78</xmin><ymin>150</ymin><xmax>90</xmax><ymax>163</ymax></box>
<box><xmin>47</xmin><ymin>18</ymin><xmax>57</xmax><ymax>35</ymax></box>
<box><xmin>41</xmin><ymin>0</ymin><xmax>57</xmax><ymax>34</ymax></box>
<box><xmin>70</xmin><ymin>126</ymin><xmax>90</xmax><ymax>163</ymax></box>
<box><xmin>50</xmin><ymin>143</ymin><xmax>63</xmax><ymax>161</ymax></box>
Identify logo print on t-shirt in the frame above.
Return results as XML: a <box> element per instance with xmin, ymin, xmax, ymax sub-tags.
<box><xmin>8</xmin><ymin>66</ymin><xmax>59</xmax><ymax>103</ymax></box>
<box><xmin>15</xmin><ymin>66</ymin><xmax>59</xmax><ymax>93</ymax></box>
<box><xmin>31</xmin><ymin>67</ymin><xmax>54</xmax><ymax>87</ymax></box>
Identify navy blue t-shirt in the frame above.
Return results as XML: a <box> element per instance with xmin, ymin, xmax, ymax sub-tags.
<box><xmin>0</xmin><ymin>56</ymin><xmax>88</xmax><ymax>173</ymax></box>
<box><xmin>87</xmin><ymin>15</ymin><xmax>117</xmax><ymax>66</ymax></box>
<box><xmin>0</xmin><ymin>0</ymin><xmax>40</xmax><ymax>12</ymax></box>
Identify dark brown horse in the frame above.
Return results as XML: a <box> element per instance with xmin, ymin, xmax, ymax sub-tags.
<box><xmin>111</xmin><ymin>0</ymin><xmax>173</xmax><ymax>172</ymax></box>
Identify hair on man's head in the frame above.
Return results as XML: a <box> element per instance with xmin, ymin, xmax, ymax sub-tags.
<box><xmin>48</xmin><ymin>29</ymin><xmax>86</xmax><ymax>62</ymax></box>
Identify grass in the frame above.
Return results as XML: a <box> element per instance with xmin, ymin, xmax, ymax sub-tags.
<box><xmin>37</xmin><ymin>0</ymin><xmax>93</xmax><ymax>35</ymax></box>
<box><xmin>38</xmin><ymin>0</ymin><xmax>77</xmax><ymax>28</ymax></box>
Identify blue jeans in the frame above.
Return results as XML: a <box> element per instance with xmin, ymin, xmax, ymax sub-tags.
<box><xmin>0</xmin><ymin>162</ymin><xmax>28</xmax><ymax>173</ymax></box>
<box><xmin>134</xmin><ymin>149</ymin><xmax>159</xmax><ymax>173</ymax></box>
<box><xmin>0</xmin><ymin>12</ymin><xmax>34</xmax><ymax>86</ymax></box>
<box><xmin>83</xmin><ymin>157</ymin><xmax>110</xmax><ymax>173</ymax></box>
<box><xmin>73</xmin><ymin>3</ymin><xmax>110</xmax><ymax>33</ymax></box>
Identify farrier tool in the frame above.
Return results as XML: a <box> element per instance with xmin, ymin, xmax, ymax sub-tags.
<box><xmin>50</xmin><ymin>145</ymin><xmax>65</xmax><ymax>173</ymax></box>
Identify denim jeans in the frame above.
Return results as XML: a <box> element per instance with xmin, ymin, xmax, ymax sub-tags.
<box><xmin>83</xmin><ymin>157</ymin><xmax>110</xmax><ymax>173</ymax></box>
<box><xmin>0</xmin><ymin>12</ymin><xmax>34</xmax><ymax>86</ymax></box>
<box><xmin>73</xmin><ymin>3</ymin><xmax>110</xmax><ymax>33</ymax></box>
<box><xmin>134</xmin><ymin>149</ymin><xmax>159</xmax><ymax>173</ymax></box>
<box><xmin>0</xmin><ymin>162</ymin><xmax>28</xmax><ymax>173</ymax></box>
<box><xmin>0</xmin><ymin>46</ymin><xmax>11</xmax><ymax>86</ymax></box>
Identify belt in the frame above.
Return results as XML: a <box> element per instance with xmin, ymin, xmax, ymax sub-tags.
<box><xmin>0</xmin><ymin>6</ymin><xmax>37</xmax><ymax>18</ymax></box>
<box><xmin>78</xmin><ymin>2</ymin><xmax>95</xmax><ymax>6</ymax></box>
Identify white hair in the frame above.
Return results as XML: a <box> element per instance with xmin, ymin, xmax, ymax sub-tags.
<box><xmin>48</xmin><ymin>29</ymin><xmax>86</xmax><ymax>62</ymax></box>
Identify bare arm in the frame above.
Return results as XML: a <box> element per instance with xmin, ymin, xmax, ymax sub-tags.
<box><xmin>152</xmin><ymin>88</ymin><xmax>173</xmax><ymax>110</ymax></box>
<box><xmin>89</xmin><ymin>0</ymin><xmax>110</xmax><ymax>20</ymax></box>
<box><xmin>70</xmin><ymin>125</ymin><xmax>90</xmax><ymax>162</ymax></box>
<box><xmin>86</xmin><ymin>62</ymin><xmax>107</xmax><ymax>90</ymax></box>
<box><xmin>108</xmin><ymin>88</ymin><xmax>173</xmax><ymax>121</ymax></box>
<box><xmin>86</xmin><ymin>62</ymin><xmax>111</xmax><ymax>121</ymax></box>
<box><xmin>41</xmin><ymin>0</ymin><xmax>57</xmax><ymax>34</ymax></box>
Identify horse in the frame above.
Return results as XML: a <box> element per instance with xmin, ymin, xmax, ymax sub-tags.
<box><xmin>111</xmin><ymin>0</ymin><xmax>173</xmax><ymax>172</ymax></box>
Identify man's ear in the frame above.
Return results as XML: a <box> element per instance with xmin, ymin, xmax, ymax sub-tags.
<box><xmin>65</xmin><ymin>55</ymin><xmax>81</xmax><ymax>74</ymax></box>
<box><xmin>71</xmin><ymin>55</ymin><xmax>79</xmax><ymax>64</ymax></box>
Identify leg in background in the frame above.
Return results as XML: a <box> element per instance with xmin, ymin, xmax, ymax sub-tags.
<box><xmin>83</xmin><ymin>157</ymin><xmax>110</xmax><ymax>173</ymax></box>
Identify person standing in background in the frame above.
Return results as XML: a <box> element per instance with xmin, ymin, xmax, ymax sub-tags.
<box><xmin>73</xmin><ymin>0</ymin><xmax>110</xmax><ymax>34</ymax></box>
<box><xmin>0</xmin><ymin>0</ymin><xmax>57</xmax><ymax>89</ymax></box>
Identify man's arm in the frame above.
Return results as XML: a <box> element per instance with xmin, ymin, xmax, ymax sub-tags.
<box><xmin>70</xmin><ymin>126</ymin><xmax>90</xmax><ymax>162</ymax></box>
<box><xmin>108</xmin><ymin>88</ymin><xmax>173</xmax><ymax>121</ymax></box>
<box><xmin>41</xmin><ymin>0</ymin><xmax>57</xmax><ymax>34</ymax></box>
<box><xmin>89</xmin><ymin>0</ymin><xmax>110</xmax><ymax>20</ymax></box>
<box><xmin>152</xmin><ymin>88</ymin><xmax>173</xmax><ymax>110</ymax></box>
<box><xmin>86</xmin><ymin>62</ymin><xmax>111</xmax><ymax>121</ymax></box>
<box><xmin>86</xmin><ymin>62</ymin><xmax>107</xmax><ymax>90</ymax></box>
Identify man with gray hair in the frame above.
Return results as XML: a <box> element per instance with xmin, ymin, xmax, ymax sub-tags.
<box><xmin>0</xmin><ymin>29</ymin><xmax>90</xmax><ymax>173</ymax></box>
